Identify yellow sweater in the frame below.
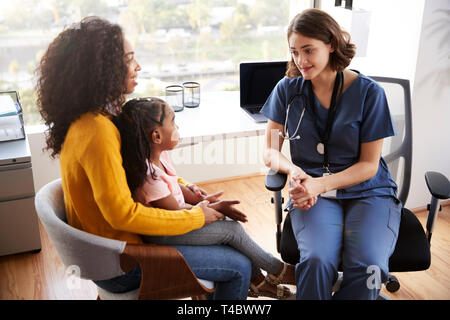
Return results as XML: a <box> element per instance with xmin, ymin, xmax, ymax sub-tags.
<box><xmin>60</xmin><ymin>112</ymin><xmax>205</xmax><ymax>244</ymax></box>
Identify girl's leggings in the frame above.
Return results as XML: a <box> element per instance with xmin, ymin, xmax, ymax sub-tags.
<box><xmin>143</xmin><ymin>219</ymin><xmax>282</xmax><ymax>278</ymax></box>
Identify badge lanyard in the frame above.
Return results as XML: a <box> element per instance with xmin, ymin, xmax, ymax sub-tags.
<box><xmin>307</xmin><ymin>71</ymin><xmax>344</xmax><ymax>174</ymax></box>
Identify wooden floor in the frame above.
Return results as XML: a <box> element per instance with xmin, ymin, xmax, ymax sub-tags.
<box><xmin>0</xmin><ymin>174</ymin><xmax>449</xmax><ymax>300</ymax></box>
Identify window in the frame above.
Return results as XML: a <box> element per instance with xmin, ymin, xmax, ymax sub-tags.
<box><xmin>0</xmin><ymin>0</ymin><xmax>312</xmax><ymax>126</ymax></box>
<box><xmin>319</xmin><ymin>0</ymin><xmax>425</xmax><ymax>87</ymax></box>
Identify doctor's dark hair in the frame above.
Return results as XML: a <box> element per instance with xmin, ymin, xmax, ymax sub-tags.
<box><xmin>113</xmin><ymin>98</ymin><xmax>167</xmax><ymax>193</ymax></box>
<box><xmin>36</xmin><ymin>16</ymin><xmax>128</xmax><ymax>158</ymax></box>
<box><xmin>286</xmin><ymin>8</ymin><xmax>356</xmax><ymax>78</ymax></box>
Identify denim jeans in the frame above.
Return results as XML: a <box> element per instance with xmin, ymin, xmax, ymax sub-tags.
<box><xmin>94</xmin><ymin>245</ymin><xmax>252</xmax><ymax>300</ymax></box>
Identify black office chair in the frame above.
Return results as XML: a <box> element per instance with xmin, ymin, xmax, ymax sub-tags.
<box><xmin>265</xmin><ymin>76</ymin><xmax>450</xmax><ymax>295</ymax></box>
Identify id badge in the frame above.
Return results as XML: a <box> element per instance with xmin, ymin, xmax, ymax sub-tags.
<box><xmin>321</xmin><ymin>172</ymin><xmax>337</xmax><ymax>198</ymax></box>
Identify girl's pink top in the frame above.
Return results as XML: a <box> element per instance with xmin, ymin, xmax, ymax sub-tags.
<box><xmin>133</xmin><ymin>151</ymin><xmax>185</xmax><ymax>208</ymax></box>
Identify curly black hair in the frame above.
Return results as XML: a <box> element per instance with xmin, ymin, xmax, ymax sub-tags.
<box><xmin>113</xmin><ymin>97</ymin><xmax>168</xmax><ymax>193</ymax></box>
<box><xmin>35</xmin><ymin>16</ymin><xmax>128</xmax><ymax>158</ymax></box>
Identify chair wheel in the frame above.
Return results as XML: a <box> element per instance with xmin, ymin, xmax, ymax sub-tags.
<box><xmin>386</xmin><ymin>275</ymin><xmax>400</xmax><ymax>292</ymax></box>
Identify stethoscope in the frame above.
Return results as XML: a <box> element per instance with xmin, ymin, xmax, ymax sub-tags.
<box><xmin>278</xmin><ymin>72</ymin><xmax>344</xmax><ymax>159</ymax></box>
<box><xmin>279</xmin><ymin>79</ymin><xmax>307</xmax><ymax>141</ymax></box>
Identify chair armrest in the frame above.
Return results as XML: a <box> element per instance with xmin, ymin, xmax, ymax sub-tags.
<box><xmin>425</xmin><ymin>171</ymin><xmax>450</xmax><ymax>200</ymax></box>
<box><xmin>265</xmin><ymin>170</ymin><xmax>288</xmax><ymax>253</ymax></box>
<box><xmin>120</xmin><ymin>243</ymin><xmax>214</xmax><ymax>300</ymax></box>
<box><xmin>265</xmin><ymin>170</ymin><xmax>288</xmax><ymax>191</ymax></box>
<box><xmin>424</xmin><ymin>172</ymin><xmax>449</xmax><ymax>243</ymax></box>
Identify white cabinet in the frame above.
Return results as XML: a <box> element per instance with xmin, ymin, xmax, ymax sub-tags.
<box><xmin>0</xmin><ymin>138</ymin><xmax>41</xmax><ymax>256</ymax></box>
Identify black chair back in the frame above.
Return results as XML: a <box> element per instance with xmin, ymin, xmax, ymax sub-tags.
<box><xmin>370</xmin><ymin>77</ymin><xmax>412</xmax><ymax>205</ymax></box>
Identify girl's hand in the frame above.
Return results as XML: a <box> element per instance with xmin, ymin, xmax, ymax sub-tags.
<box><xmin>187</xmin><ymin>184</ymin><xmax>208</xmax><ymax>197</ymax></box>
<box><xmin>204</xmin><ymin>191</ymin><xmax>224</xmax><ymax>203</ymax></box>
<box><xmin>208</xmin><ymin>200</ymin><xmax>248</xmax><ymax>223</ymax></box>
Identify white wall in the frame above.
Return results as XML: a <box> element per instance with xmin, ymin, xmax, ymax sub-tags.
<box><xmin>325</xmin><ymin>0</ymin><xmax>425</xmax><ymax>88</ymax></box>
<box><xmin>407</xmin><ymin>0</ymin><xmax>450</xmax><ymax>208</ymax></box>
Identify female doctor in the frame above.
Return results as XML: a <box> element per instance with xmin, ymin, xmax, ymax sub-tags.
<box><xmin>262</xmin><ymin>8</ymin><xmax>402</xmax><ymax>300</ymax></box>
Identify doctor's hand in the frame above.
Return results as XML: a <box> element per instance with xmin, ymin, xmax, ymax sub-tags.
<box><xmin>289</xmin><ymin>165</ymin><xmax>308</xmax><ymax>181</ymax></box>
<box><xmin>290</xmin><ymin>176</ymin><xmax>321</xmax><ymax>210</ymax></box>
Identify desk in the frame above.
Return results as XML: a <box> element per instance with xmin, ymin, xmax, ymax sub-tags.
<box><xmin>167</xmin><ymin>91</ymin><xmax>270</xmax><ymax>182</ymax></box>
<box><xmin>175</xmin><ymin>91</ymin><xmax>267</xmax><ymax>145</ymax></box>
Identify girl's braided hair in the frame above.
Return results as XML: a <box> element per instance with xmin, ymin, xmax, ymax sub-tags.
<box><xmin>113</xmin><ymin>97</ymin><xmax>167</xmax><ymax>193</ymax></box>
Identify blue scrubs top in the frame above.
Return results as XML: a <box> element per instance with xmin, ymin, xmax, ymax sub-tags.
<box><xmin>261</xmin><ymin>71</ymin><xmax>399</xmax><ymax>200</ymax></box>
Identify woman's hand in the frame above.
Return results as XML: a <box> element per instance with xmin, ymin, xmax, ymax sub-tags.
<box><xmin>208</xmin><ymin>200</ymin><xmax>248</xmax><ymax>223</ymax></box>
<box><xmin>290</xmin><ymin>176</ymin><xmax>323</xmax><ymax>210</ymax></box>
<box><xmin>197</xmin><ymin>200</ymin><xmax>224</xmax><ymax>225</ymax></box>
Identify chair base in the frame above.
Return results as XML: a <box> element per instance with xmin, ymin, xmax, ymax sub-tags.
<box><xmin>386</xmin><ymin>274</ymin><xmax>400</xmax><ymax>292</ymax></box>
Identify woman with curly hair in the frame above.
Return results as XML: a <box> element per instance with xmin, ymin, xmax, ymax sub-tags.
<box><xmin>35</xmin><ymin>16</ymin><xmax>252</xmax><ymax>299</ymax></box>
<box><xmin>262</xmin><ymin>9</ymin><xmax>401</xmax><ymax>299</ymax></box>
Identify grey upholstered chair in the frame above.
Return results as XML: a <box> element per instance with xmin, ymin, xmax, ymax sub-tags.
<box><xmin>34</xmin><ymin>178</ymin><xmax>214</xmax><ymax>300</ymax></box>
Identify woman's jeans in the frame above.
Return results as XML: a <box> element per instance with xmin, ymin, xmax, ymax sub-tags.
<box><xmin>290</xmin><ymin>195</ymin><xmax>402</xmax><ymax>300</ymax></box>
<box><xmin>94</xmin><ymin>245</ymin><xmax>252</xmax><ymax>300</ymax></box>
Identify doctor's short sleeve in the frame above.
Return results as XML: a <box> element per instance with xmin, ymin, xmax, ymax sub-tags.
<box><xmin>260</xmin><ymin>77</ymin><xmax>289</xmax><ymax>125</ymax></box>
<box><xmin>360</xmin><ymin>82</ymin><xmax>397</xmax><ymax>143</ymax></box>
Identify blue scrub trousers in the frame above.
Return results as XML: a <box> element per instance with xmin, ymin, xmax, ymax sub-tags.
<box><xmin>290</xmin><ymin>195</ymin><xmax>402</xmax><ymax>300</ymax></box>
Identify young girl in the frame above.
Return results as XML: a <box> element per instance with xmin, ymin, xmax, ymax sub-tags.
<box><xmin>114</xmin><ymin>97</ymin><xmax>295</xmax><ymax>299</ymax></box>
